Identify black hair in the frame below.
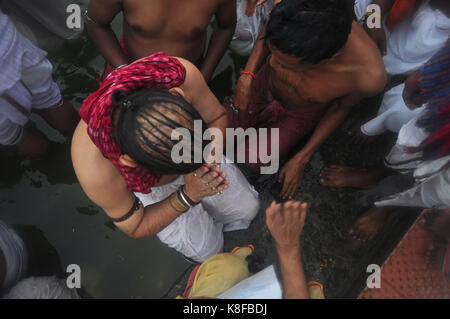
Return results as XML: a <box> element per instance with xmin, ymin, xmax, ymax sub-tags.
<box><xmin>265</xmin><ymin>0</ymin><xmax>354</xmax><ymax>64</ymax></box>
<box><xmin>112</xmin><ymin>88</ymin><xmax>207</xmax><ymax>175</ymax></box>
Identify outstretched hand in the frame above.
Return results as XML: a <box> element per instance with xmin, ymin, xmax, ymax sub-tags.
<box><xmin>279</xmin><ymin>158</ymin><xmax>306</xmax><ymax>199</ymax></box>
<box><xmin>266</xmin><ymin>201</ymin><xmax>307</xmax><ymax>251</ymax></box>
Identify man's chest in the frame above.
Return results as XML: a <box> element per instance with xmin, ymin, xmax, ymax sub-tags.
<box><xmin>270</xmin><ymin>65</ymin><xmax>354</xmax><ymax>108</ymax></box>
<box><xmin>124</xmin><ymin>0</ymin><xmax>219</xmax><ymax>39</ymax></box>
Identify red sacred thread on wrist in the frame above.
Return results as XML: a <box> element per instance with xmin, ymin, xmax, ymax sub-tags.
<box><xmin>241</xmin><ymin>70</ymin><xmax>256</xmax><ymax>79</ymax></box>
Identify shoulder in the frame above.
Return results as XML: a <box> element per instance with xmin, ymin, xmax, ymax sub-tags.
<box><xmin>351</xmin><ymin>24</ymin><xmax>387</xmax><ymax>96</ymax></box>
<box><xmin>71</xmin><ymin>121</ymin><xmax>129</xmax><ymax>211</ymax></box>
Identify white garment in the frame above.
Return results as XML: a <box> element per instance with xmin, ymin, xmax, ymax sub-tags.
<box><xmin>355</xmin><ymin>0</ymin><xmax>450</xmax><ymax>136</ymax></box>
<box><xmin>230</xmin><ymin>0</ymin><xmax>274</xmax><ymax>56</ymax></box>
<box><xmin>135</xmin><ymin>162</ymin><xmax>260</xmax><ymax>263</ymax></box>
<box><xmin>355</xmin><ymin>0</ymin><xmax>450</xmax><ymax>75</ymax></box>
<box><xmin>0</xmin><ymin>11</ymin><xmax>62</xmax><ymax>146</ymax></box>
<box><xmin>218</xmin><ymin>265</ymin><xmax>282</xmax><ymax>299</ymax></box>
<box><xmin>0</xmin><ymin>221</ymin><xmax>29</xmax><ymax>291</ymax></box>
<box><xmin>376</xmin><ymin>113</ymin><xmax>450</xmax><ymax>209</ymax></box>
<box><xmin>361</xmin><ymin>84</ymin><xmax>425</xmax><ymax>135</ymax></box>
<box><xmin>2</xmin><ymin>276</ymin><xmax>80</xmax><ymax>299</ymax></box>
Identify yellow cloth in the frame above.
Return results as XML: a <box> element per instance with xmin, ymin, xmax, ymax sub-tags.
<box><xmin>186</xmin><ymin>246</ymin><xmax>254</xmax><ymax>298</ymax></box>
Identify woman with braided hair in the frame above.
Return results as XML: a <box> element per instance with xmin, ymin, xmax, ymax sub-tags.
<box><xmin>71</xmin><ymin>52</ymin><xmax>260</xmax><ymax>263</ymax></box>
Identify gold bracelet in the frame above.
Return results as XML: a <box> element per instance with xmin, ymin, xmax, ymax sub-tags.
<box><xmin>169</xmin><ymin>192</ymin><xmax>190</xmax><ymax>213</ymax></box>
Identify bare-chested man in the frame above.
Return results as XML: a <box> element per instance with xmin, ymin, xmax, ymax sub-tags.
<box><xmin>228</xmin><ymin>0</ymin><xmax>386</xmax><ymax>199</ymax></box>
<box><xmin>86</xmin><ymin>0</ymin><xmax>236</xmax><ymax>81</ymax></box>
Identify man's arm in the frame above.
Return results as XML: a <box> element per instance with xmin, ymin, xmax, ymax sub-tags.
<box><xmin>200</xmin><ymin>0</ymin><xmax>237</xmax><ymax>81</ymax></box>
<box><xmin>86</xmin><ymin>0</ymin><xmax>128</xmax><ymax>69</ymax></box>
<box><xmin>363</xmin><ymin>0</ymin><xmax>395</xmax><ymax>55</ymax></box>
<box><xmin>266</xmin><ymin>201</ymin><xmax>310</xmax><ymax>299</ymax></box>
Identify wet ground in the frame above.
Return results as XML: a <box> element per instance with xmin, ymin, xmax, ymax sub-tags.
<box><xmin>0</xmin><ymin>1</ymin><xmax>419</xmax><ymax>299</ymax></box>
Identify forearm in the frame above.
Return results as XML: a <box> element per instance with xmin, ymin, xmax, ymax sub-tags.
<box><xmin>277</xmin><ymin>246</ymin><xmax>309</xmax><ymax>299</ymax></box>
<box><xmin>201</xmin><ymin>25</ymin><xmax>235</xmax><ymax>81</ymax></box>
<box><xmin>243</xmin><ymin>26</ymin><xmax>270</xmax><ymax>73</ymax></box>
<box><xmin>87</xmin><ymin>22</ymin><xmax>128</xmax><ymax>69</ymax></box>
<box><xmin>294</xmin><ymin>102</ymin><xmax>351</xmax><ymax>163</ymax></box>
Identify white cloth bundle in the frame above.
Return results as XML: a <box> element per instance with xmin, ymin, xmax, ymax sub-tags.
<box><xmin>0</xmin><ymin>221</ymin><xmax>29</xmax><ymax>291</ymax></box>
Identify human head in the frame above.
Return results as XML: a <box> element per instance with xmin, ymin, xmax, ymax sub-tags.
<box><xmin>265</xmin><ymin>0</ymin><xmax>353</xmax><ymax>65</ymax></box>
<box><xmin>112</xmin><ymin>87</ymin><xmax>207</xmax><ymax>175</ymax></box>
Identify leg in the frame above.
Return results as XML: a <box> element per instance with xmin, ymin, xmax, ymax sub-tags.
<box><xmin>421</xmin><ymin>208</ymin><xmax>450</xmax><ymax>272</ymax></box>
<box><xmin>319</xmin><ymin>165</ymin><xmax>392</xmax><ymax>188</ymax></box>
<box><xmin>348</xmin><ymin>206</ymin><xmax>393</xmax><ymax>241</ymax></box>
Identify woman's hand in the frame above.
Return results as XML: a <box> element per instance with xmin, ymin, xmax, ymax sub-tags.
<box><xmin>183</xmin><ymin>164</ymin><xmax>230</xmax><ymax>203</ymax></box>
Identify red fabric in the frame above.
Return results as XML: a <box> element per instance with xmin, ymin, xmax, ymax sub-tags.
<box><xmin>386</xmin><ymin>0</ymin><xmax>420</xmax><ymax>32</ymax></box>
<box><xmin>80</xmin><ymin>52</ymin><xmax>187</xmax><ymax>194</ymax></box>
<box><xmin>225</xmin><ymin>63</ymin><xmax>326</xmax><ymax>172</ymax></box>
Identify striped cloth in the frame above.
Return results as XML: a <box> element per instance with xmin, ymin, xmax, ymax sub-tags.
<box><xmin>414</xmin><ymin>37</ymin><xmax>450</xmax><ymax>159</ymax></box>
<box><xmin>80</xmin><ymin>52</ymin><xmax>186</xmax><ymax>194</ymax></box>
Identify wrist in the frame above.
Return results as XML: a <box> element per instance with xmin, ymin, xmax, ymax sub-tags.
<box><xmin>183</xmin><ymin>184</ymin><xmax>203</xmax><ymax>203</ymax></box>
<box><xmin>276</xmin><ymin>243</ymin><xmax>301</xmax><ymax>258</ymax></box>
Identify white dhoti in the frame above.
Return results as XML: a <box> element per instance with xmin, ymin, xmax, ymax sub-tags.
<box><xmin>375</xmin><ymin>114</ymin><xmax>450</xmax><ymax>209</ymax></box>
<box><xmin>0</xmin><ymin>221</ymin><xmax>29</xmax><ymax>291</ymax></box>
<box><xmin>0</xmin><ymin>10</ymin><xmax>62</xmax><ymax>146</ymax></box>
<box><xmin>354</xmin><ymin>0</ymin><xmax>450</xmax><ymax>135</ymax></box>
<box><xmin>135</xmin><ymin>163</ymin><xmax>260</xmax><ymax>263</ymax></box>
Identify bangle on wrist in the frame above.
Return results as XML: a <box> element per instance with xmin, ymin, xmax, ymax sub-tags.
<box><xmin>169</xmin><ymin>191</ymin><xmax>190</xmax><ymax>213</ymax></box>
<box><xmin>180</xmin><ymin>186</ymin><xmax>199</xmax><ymax>207</ymax></box>
<box><xmin>240</xmin><ymin>70</ymin><xmax>256</xmax><ymax>80</ymax></box>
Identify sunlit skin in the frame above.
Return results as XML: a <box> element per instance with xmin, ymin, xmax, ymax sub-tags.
<box><xmin>87</xmin><ymin>0</ymin><xmax>236</xmax><ymax>81</ymax></box>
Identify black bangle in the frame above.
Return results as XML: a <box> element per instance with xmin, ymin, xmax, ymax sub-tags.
<box><xmin>111</xmin><ymin>196</ymin><xmax>143</xmax><ymax>223</ymax></box>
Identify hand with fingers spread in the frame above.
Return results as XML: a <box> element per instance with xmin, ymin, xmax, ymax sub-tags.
<box><xmin>183</xmin><ymin>163</ymin><xmax>230</xmax><ymax>203</ymax></box>
<box><xmin>266</xmin><ymin>201</ymin><xmax>307</xmax><ymax>250</ymax></box>
<box><xmin>279</xmin><ymin>158</ymin><xmax>306</xmax><ymax>200</ymax></box>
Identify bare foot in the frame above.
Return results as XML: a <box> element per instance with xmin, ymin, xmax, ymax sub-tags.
<box><xmin>348</xmin><ymin>206</ymin><xmax>391</xmax><ymax>241</ymax></box>
<box><xmin>319</xmin><ymin>165</ymin><xmax>385</xmax><ymax>188</ymax></box>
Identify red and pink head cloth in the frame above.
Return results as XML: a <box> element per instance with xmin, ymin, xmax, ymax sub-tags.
<box><xmin>80</xmin><ymin>52</ymin><xmax>186</xmax><ymax>194</ymax></box>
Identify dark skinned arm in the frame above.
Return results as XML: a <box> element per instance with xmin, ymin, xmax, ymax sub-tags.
<box><xmin>200</xmin><ymin>0</ymin><xmax>237</xmax><ymax>81</ymax></box>
<box><xmin>86</xmin><ymin>0</ymin><xmax>128</xmax><ymax>69</ymax></box>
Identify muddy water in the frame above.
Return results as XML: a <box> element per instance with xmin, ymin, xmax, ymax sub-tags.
<box><xmin>0</xmin><ymin>0</ymin><xmax>242</xmax><ymax>298</ymax></box>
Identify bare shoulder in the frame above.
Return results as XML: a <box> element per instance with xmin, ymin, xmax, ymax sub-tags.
<box><xmin>71</xmin><ymin>121</ymin><xmax>130</xmax><ymax>215</ymax></box>
<box><xmin>351</xmin><ymin>23</ymin><xmax>387</xmax><ymax>96</ymax></box>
